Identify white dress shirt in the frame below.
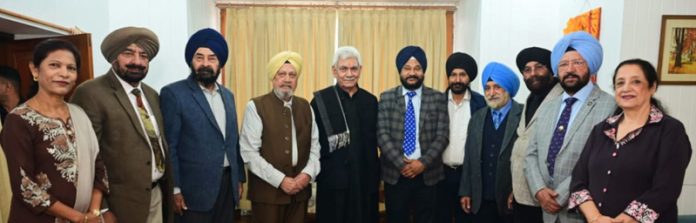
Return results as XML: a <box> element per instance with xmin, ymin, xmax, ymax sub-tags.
<box><xmin>200</xmin><ymin>84</ymin><xmax>229</xmax><ymax>167</ymax></box>
<box><xmin>113</xmin><ymin>71</ymin><xmax>164</xmax><ymax>182</ymax></box>
<box><xmin>558</xmin><ymin>82</ymin><xmax>594</xmax><ymax>131</ymax></box>
<box><xmin>402</xmin><ymin>86</ymin><xmax>423</xmax><ymax>160</ymax></box>
<box><xmin>239</xmin><ymin>98</ymin><xmax>321</xmax><ymax>188</ymax></box>
<box><xmin>442</xmin><ymin>90</ymin><xmax>471</xmax><ymax>167</ymax></box>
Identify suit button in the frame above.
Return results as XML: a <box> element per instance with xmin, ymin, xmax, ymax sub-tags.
<box><xmin>607</xmin><ymin>170</ymin><xmax>611</xmax><ymax>175</ymax></box>
<box><xmin>146</xmin><ymin>161</ymin><xmax>151</xmax><ymax>166</ymax></box>
<box><xmin>284</xmin><ymin>136</ymin><xmax>290</xmax><ymax>141</ymax></box>
<box><xmin>145</xmin><ymin>188</ymin><xmax>151</xmax><ymax>191</ymax></box>
<box><xmin>285</xmin><ymin>150</ymin><xmax>290</xmax><ymax>154</ymax></box>
<box><xmin>598</xmin><ymin>202</ymin><xmax>602</xmax><ymax>207</ymax></box>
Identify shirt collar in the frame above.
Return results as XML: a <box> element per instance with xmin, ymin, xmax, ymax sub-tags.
<box><xmin>492</xmin><ymin>99</ymin><xmax>513</xmax><ymax>115</ymax></box>
<box><xmin>402</xmin><ymin>85</ymin><xmax>423</xmax><ymax>97</ymax></box>
<box><xmin>199</xmin><ymin>82</ymin><xmax>220</xmax><ymax>94</ymax></box>
<box><xmin>562</xmin><ymin>81</ymin><xmax>594</xmax><ymax>103</ymax></box>
<box><xmin>448</xmin><ymin>89</ymin><xmax>471</xmax><ymax>104</ymax></box>
<box><xmin>605</xmin><ymin>104</ymin><xmax>664</xmax><ymax>126</ymax></box>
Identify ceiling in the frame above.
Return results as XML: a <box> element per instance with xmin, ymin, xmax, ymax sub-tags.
<box><xmin>0</xmin><ymin>9</ymin><xmax>69</xmax><ymax>40</ymax></box>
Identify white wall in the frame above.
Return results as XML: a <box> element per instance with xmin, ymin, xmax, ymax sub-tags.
<box><xmin>0</xmin><ymin>0</ymin><xmax>214</xmax><ymax>91</ymax></box>
<box><xmin>620</xmin><ymin>0</ymin><xmax>696</xmax><ymax>214</ymax></box>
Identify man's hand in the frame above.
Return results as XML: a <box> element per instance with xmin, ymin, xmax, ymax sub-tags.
<box><xmin>400</xmin><ymin>159</ymin><xmax>425</xmax><ymax>178</ymax></box>
<box><xmin>613</xmin><ymin>213</ymin><xmax>638</xmax><ymax>223</ymax></box>
<box><xmin>173</xmin><ymin>193</ymin><xmax>188</xmax><ymax>215</ymax></box>
<box><xmin>294</xmin><ymin>173</ymin><xmax>311</xmax><ymax>190</ymax></box>
<box><xmin>280</xmin><ymin>177</ymin><xmax>301</xmax><ymax>195</ymax></box>
<box><xmin>535</xmin><ymin>188</ymin><xmax>561</xmax><ymax>214</ymax></box>
<box><xmin>238</xmin><ymin>182</ymin><xmax>244</xmax><ymax>198</ymax></box>
<box><xmin>507</xmin><ymin>192</ymin><xmax>514</xmax><ymax>210</ymax></box>
<box><xmin>460</xmin><ymin>196</ymin><xmax>472</xmax><ymax>213</ymax></box>
<box><xmin>102</xmin><ymin>211</ymin><xmax>117</xmax><ymax>223</ymax></box>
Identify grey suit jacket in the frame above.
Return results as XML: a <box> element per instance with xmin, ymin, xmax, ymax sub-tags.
<box><xmin>377</xmin><ymin>86</ymin><xmax>449</xmax><ymax>186</ymax></box>
<box><xmin>524</xmin><ymin>85</ymin><xmax>615</xmax><ymax>223</ymax></box>
<box><xmin>71</xmin><ymin>71</ymin><xmax>174</xmax><ymax>223</ymax></box>
<box><xmin>460</xmin><ymin>101</ymin><xmax>523</xmax><ymax>215</ymax></box>
<box><xmin>510</xmin><ymin>84</ymin><xmax>564</xmax><ymax>206</ymax></box>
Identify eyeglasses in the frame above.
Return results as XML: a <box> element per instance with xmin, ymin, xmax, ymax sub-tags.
<box><xmin>337</xmin><ymin>66</ymin><xmax>360</xmax><ymax>73</ymax></box>
<box><xmin>558</xmin><ymin>60</ymin><xmax>586</xmax><ymax>70</ymax></box>
<box><xmin>523</xmin><ymin>63</ymin><xmax>547</xmax><ymax>74</ymax></box>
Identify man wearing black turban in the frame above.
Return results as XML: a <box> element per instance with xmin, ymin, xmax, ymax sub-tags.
<box><xmin>436</xmin><ymin>52</ymin><xmax>485</xmax><ymax>223</ymax></box>
<box><xmin>160</xmin><ymin>28</ymin><xmax>245</xmax><ymax>223</ymax></box>
<box><xmin>71</xmin><ymin>26</ymin><xmax>174</xmax><ymax>223</ymax></box>
<box><xmin>377</xmin><ymin>46</ymin><xmax>449</xmax><ymax>223</ymax></box>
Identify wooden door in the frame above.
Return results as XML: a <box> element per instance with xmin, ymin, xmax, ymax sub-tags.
<box><xmin>0</xmin><ymin>34</ymin><xmax>93</xmax><ymax>100</ymax></box>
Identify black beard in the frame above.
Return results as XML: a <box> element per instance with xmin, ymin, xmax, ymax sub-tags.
<box><xmin>560</xmin><ymin>72</ymin><xmax>589</xmax><ymax>95</ymax></box>
<box><xmin>449</xmin><ymin>82</ymin><xmax>468</xmax><ymax>94</ymax></box>
<box><xmin>193</xmin><ymin>66</ymin><xmax>220</xmax><ymax>86</ymax></box>
<box><xmin>116</xmin><ymin>64</ymin><xmax>147</xmax><ymax>84</ymax></box>
<box><xmin>400</xmin><ymin>76</ymin><xmax>424</xmax><ymax>90</ymax></box>
<box><xmin>525</xmin><ymin>75</ymin><xmax>553</xmax><ymax>94</ymax></box>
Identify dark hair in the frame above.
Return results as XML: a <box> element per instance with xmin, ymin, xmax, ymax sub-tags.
<box><xmin>28</xmin><ymin>39</ymin><xmax>81</xmax><ymax>98</ymax></box>
<box><xmin>0</xmin><ymin>65</ymin><xmax>21</xmax><ymax>96</ymax></box>
<box><xmin>612</xmin><ymin>58</ymin><xmax>665</xmax><ymax>113</ymax></box>
<box><xmin>32</xmin><ymin>38</ymin><xmax>81</xmax><ymax>70</ymax></box>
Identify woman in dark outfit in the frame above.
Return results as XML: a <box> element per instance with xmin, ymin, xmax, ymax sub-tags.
<box><xmin>1</xmin><ymin>39</ymin><xmax>108</xmax><ymax>223</ymax></box>
<box><xmin>568</xmin><ymin>59</ymin><xmax>691</xmax><ymax>223</ymax></box>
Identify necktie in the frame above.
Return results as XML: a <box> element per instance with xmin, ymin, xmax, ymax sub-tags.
<box><xmin>492</xmin><ymin>110</ymin><xmax>503</xmax><ymax>129</ymax></box>
<box><xmin>546</xmin><ymin>97</ymin><xmax>578</xmax><ymax>176</ymax></box>
<box><xmin>403</xmin><ymin>91</ymin><xmax>417</xmax><ymax>157</ymax></box>
<box><xmin>131</xmin><ymin>88</ymin><xmax>165</xmax><ymax>172</ymax></box>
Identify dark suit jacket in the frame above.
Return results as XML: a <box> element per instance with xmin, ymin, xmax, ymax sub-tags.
<box><xmin>70</xmin><ymin>71</ymin><xmax>174</xmax><ymax>223</ymax></box>
<box><xmin>444</xmin><ymin>87</ymin><xmax>487</xmax><ymax>115</ymax></box>
<box><xmin>159</xmin><ymin>75</ymin><xmax>245</xmax><ymax>212</ymax></box>
<box><xmin>377</xmin><ymin>86</ymin><xmax>449</xmax><ymax>186</ymax></box>
<box><xmin>459</xmin><ymin>101</ymin><xmax>523</xmax><ymax>215</ymax></box>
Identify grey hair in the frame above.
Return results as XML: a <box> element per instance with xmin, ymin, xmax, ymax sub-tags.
<box><xmin>332</xmin><ymin>46</ymin><xmax>362</xmax><ymax>67</ymax></box>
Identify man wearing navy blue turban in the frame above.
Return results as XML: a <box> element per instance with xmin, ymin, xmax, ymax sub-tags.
<box><xmin>524</xmin><ymin>31</ymin><xmax>616</xmax><ymax>223</ymax></box>
<box><xmin>459</xmin><ymin>62</ymin><xmax>522</xmax><ymax>223</ymax></box>
<box><xmin>377</xmin><ymin>45</ymin><xmax>449</xmax><ymax>223</ymax></box>
<box><xmin>160</xmin><ymin>28</ymin><xmax>245</xmax><ymax>223</ymax></box>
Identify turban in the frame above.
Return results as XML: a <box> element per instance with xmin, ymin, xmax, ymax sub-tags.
<box><xmin>446</xmin><ymin>52</ymin><xmax>477</xmax><ymax>81</ymax></box>
<box><xmin>481</xmin><ymin>62</ymin><xmax>520</xmax><ymax>97</ymax></box>
<box><xmin>101</xmin><ymin>26</ymin><xmax>159</xmax><ymax>63</ymax></box>
<box><xmin>185</xmin><ymin>28</ymin><xmax>229</xmax><ymax>68</ymax></box>
<box><xmin>395</xmin><ymin>46</ymin><xmax>427</xmax><ymax>72</ymax></box>
<box><xmin>516</xmin><ymin>47</ymin><xmax>552</xmax><ymax>75</ymax></box>
<box><xmin>267</xmin><ymin>51</ymin><xmax>303</xmax><ymax>79</ymax></box>
<box><xmin>550</xmin><ymin>31</ymin><xmax>603</xmax><ymax>76</ymax></box>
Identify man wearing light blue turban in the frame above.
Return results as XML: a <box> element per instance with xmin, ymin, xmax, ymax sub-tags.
<box><xmin>525</xmin><ymin>31</ymin><xmax>616</xmax><ymax>223</ymax></box>
<box><xmin>459</xmin><ymin>62</ymin><xmax>521</xmax><ymax>223</ymax></box>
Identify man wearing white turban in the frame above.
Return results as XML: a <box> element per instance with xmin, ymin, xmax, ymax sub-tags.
<box><xmin>240</xmin><ymin>51</ymin><xmax>321</xmax><ymax>223</ymax></box>
<box><xmin>524</xmin><ymin>31</ymin><xmax>616</xmax><ymax>223</ymax></box>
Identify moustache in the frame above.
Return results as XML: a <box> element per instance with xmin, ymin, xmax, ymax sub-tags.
<box><xmin>563</xmin><ymin>73</ymin><xmax>580</xmax><ymax>80</ymax></box>
<box><xmin>196</xmin><ymin>66</ymin><xmax>215</xmax><ymax>75</ymax></box>
<box><xmin>126</xmin><ymin>64</ymin><xmax>146</xmax><ymax>72</ymax></box>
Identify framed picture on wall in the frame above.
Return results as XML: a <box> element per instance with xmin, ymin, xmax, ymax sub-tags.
<box><xmin>657</xmin><ymin>15</ymin><xmax>696</xmax><ymax>85</ymax></box>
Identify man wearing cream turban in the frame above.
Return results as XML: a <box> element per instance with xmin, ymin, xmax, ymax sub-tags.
<box><xmin>377</xmin><ymin>46</ymin><xmax>449</xmax><ymax>223</ymax></box>
<box><xmin>459</xmin><ymin>62</ymin><xmax>522</xmax><ymax>223</ymax></box>
<box><xmin>71</xmin><ymin>26</ymin><xmax>174</xmax><ymax>223</ymax></box>
<box><xmin>240</xmin><ymin>51</ymin><xmax>320</xmax><ymax>223</ymax></box>
<box><xmin>525</xmin><ymin>31</ymin><xmax>615</xmax><ymax>223</ymax></box>
<box><xmin>160</xmin><ymin>28</ymin><xmax>246</xmax><ymax>223</ymax></box>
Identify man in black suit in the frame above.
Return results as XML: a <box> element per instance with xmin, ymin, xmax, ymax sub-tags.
<box><xmin>459</xmin><ymin>62</ymin><xmax>521</xmax><ymax>223</ymax></box>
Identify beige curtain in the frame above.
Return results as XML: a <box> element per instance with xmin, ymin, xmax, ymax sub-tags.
<box><xmin>339</xmin><ymin>9</ymin><xmax>448</xmax><ymax>95</ymax></box>
<box><xmin>224</xmin><ymin>7</ymin><xmax>336</xmax><ymax>119</ymax></box>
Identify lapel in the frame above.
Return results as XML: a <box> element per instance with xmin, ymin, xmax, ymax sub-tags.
<box><xmin>187</xmin><ymin>76</ymin><xmax>223</xmax><ymax>137</ymax></box>
<box><xmin>524</xmin><ymin>84</ymin><xmax>564</xmax><ymax>130</ymax></box>
<box><xmin>220</xmin><ymin>84</ymin><xmax>234</xmax><ymax>141</ymax></box>
<box><xmin>500</xmin><ymin>102</ymin><xmax>522</xmax><ymax>156</ymax></box>
<box><xmin>418</xmin><ymin>87</ymin><xmax>428</xmax><ymax>133</ymax></box>
<box><xmin>470</xmin><ymin>108</ymin><xmax>487</xmax><ymax>159</ymax></box>
<box><xmin>560</xmin><ymin>86</ymin><xmax>601</xmax><ymax>150</ymax></box>
<box><xmin>106</xmin><ymin>71</ymin><xmax>149</xmax><ymax>143</ymax></box>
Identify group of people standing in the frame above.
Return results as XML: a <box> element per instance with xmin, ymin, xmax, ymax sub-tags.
<box><xmin>0</xmin><ymin>25</ymin><xmax>691</xmax><ymax>223</ymax></box>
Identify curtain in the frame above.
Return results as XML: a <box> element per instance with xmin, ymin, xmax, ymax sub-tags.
<box><xmin>338</xmin><ymin>9</ymin><xmax>448</xmax><ymax>95</ymax></box>
<box><xmin>224</xmin><ymin>7</ymin><xmax>336</xmax><ymax>119</ymax></box>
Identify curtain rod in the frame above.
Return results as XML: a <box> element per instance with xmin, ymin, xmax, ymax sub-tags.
<box><xmin>216</xmin><ymin>2</ymin><xmax>456</xmax><ymax>11</ymax></box>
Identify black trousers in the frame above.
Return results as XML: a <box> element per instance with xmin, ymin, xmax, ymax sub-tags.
<box><xmin>512</xmin><ymin>199</ymin><xmax>543</xmax><ymax>223</ymax></box>
<box><xmin>176</xmin><ymin>167</ymin><xmax>235</xmax><ymax>223</ymax></box>
<box><xmin>436</xmin><ymin>165</ymin><xmax>473</xmax><ymax>223</ymax></box>
<box><xmin>384</xmin><ymin>175</ymin><xmax>437</xmax><ymax>223</ymax></box>
<box><xmin>472</xmin><ymin>200</ymin><xmax>512</xmax><ymax>223</ymax></box>
<box><xmin>315</xmin><ymin>187</ymin><xmax>379</xmax><ymax>223</ymax></box>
